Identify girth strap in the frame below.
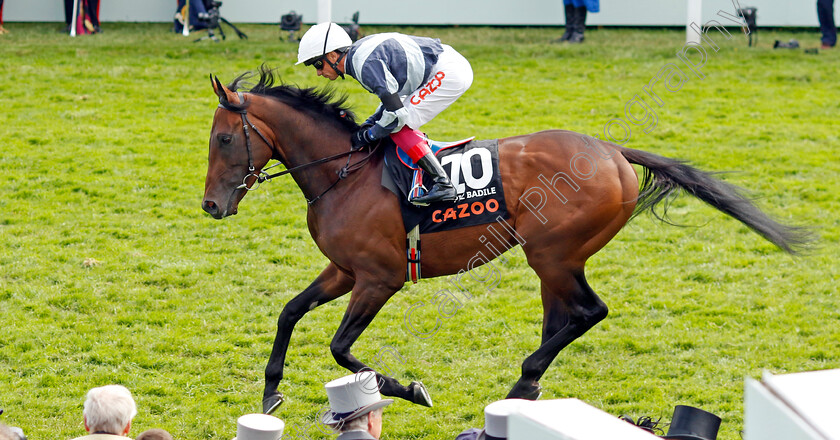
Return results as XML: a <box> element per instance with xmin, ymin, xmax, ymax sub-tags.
<box><xmin>406</xmin><ymin>225</ymin><xmax>421</xmax><ymax>283</ymax></box>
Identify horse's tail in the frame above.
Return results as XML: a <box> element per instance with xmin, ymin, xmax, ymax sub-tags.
<box><xmin>620</xmin><ymin>146</ymin><xmax>813</xmax><ymax>254</ymax></box>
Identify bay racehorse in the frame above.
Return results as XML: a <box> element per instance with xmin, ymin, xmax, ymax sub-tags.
<box><xmin>201</xmin><ymin>67</ymin><xmax>809</xmax><ymax>414</ymax></box>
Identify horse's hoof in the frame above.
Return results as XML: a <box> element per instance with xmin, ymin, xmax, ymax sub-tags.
<box><xmin>262</xmin><ymin>392</ymin><xmax>285</xmax><ymax>415</ymax></box>
<box><xmin>522</xmin><ymin>386</ymin><xmax>542</xmax><ymax>401</ymax></box>
<box><xmin>507</xmin><ymin>381</ymin><xmax>541</xmax><ymax>401</ymax></box>
<box><xmin>410</xmin><ymin>381</ymin><xmax>433</xmax><ymax>407</ymax></box>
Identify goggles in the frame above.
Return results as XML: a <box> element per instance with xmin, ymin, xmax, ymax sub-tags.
<box><xmin>305</xmin><ymin>57</ymin><xmax>325</xmax><ymax>70</ymax></box>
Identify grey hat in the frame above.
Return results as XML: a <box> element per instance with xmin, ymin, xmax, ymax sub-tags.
<box><xmin>320</xmin><ymin>371</ymin><xmax>393</xmax><ymax>425</ymax></box>
<box><xmin>232</xmin><ymin>413</ymin><xmax>284</xmax><ymax>440</ymax></box>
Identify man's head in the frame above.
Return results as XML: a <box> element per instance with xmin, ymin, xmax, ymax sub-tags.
<box><xmin>0</xmin><ymin>423</ymin><xmax>24</xmax><ymax>440</ymax></box>
<box><xmin>83</xmin><ymin>385</ymin><xmax>137</xmax><ymax>436</ymax></box>
<box><xmin>320</xmin><ymin>371</ymin><xmax>392</xmax><ymax>438</ymax></box>
<box><xmin>307</xmin><ymin>50</ymin><xmax>348</xmax><ymax>80</ymax></box>
<box><xmin>332</xmin><ymin>408</ymin><xmax>383</xmax><ymax>437</ymax></box>
<box><xmin>135</xmin><ymin>429</ymin><xmax>173</xmax><ymax>440</ymax></box>
<box><xmin>297</xmin><ymin>22</ymin><xmax>352</xmax><ymax>80</ymax></box>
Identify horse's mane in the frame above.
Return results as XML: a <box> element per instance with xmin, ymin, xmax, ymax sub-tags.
<box><xmin>227</xmin><ymin>64</ymin><xmax>360</xmax><ymax>132</ymax></box>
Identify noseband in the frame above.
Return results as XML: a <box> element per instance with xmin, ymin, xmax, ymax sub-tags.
<box><xmin>217</xmin><ymin>91</ymin><xmax>379</xmax><ymax>204</ymax></box>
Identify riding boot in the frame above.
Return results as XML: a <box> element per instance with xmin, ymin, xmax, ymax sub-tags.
<box><xmin>412</xmin><ymin>151</ymin><xmax>457</xmax><ymax>206</ymax></box>
<box><xmin>553</xmin><ymin>4</ymin><xmax>575</xmax><ymax>43</ymax></box>
<box><xmin>568</xmin><ymin>6</ymin><xmax>587</xmax><ymax>43</ymax></box>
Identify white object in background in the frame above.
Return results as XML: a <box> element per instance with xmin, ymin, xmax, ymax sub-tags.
<box><xmin>181</xmin><ymin>0</ymin><xmax>189</xmax><ymax>36</ymax></box>
<box><xmin>69</xmin><ymin>0</ymin><xmax>78</xmax><ymax>36</ymax></box>
<box><xmin>686</xmin><ymin>0</ymin><xmax>702</xmax><ymax>44</ymax></box>
<box><xmin>508</xmin><ymin>398</ymin><xmax>661</xmax><ymax>440</ymax></box>
<box><xmin>744</xmin><ymin>369</ymin><xmax>840</xmax><ymax>440</ymax></box>
<box><xmin>317</xmin><ymin>0</ymin><xmax>331</xmax><ymax>24</ymax></box>
<box><xmin>233</xmin><ymin>413</ymin><xmax>284</xmax><ymax>440</ymax></box>
<box><xmin>182</xmin><ymin>0</ymin><xmax>189</xmax><ymax>36</ymax></box>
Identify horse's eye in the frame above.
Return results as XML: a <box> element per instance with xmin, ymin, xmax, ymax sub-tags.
<box><xmin>218</xmin><ymin>134</ymin><xmax>233</xmax><ymax>145</ymax></box>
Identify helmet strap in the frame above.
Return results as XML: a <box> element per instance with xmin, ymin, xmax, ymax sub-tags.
<box><xmin>329</xmin><ymin>51</ymin><xmax>347</xmax><ymax>80</ymax></box>
<box><xmin>321</xmin><ymin>23</ymin><xmax>346</xmax><ymax>80</ymax></box>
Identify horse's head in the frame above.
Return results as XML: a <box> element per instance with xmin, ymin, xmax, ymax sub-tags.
<box><xmin>202</xmin><ymin>76</ymin><xmax>275</xmax><ymax>219</ymax></box>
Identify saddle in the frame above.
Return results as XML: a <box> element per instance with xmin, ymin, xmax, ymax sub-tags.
<box><xmin>380</xmin><ymin>136</ymin><xmax>511</xmax><ymax>283</ymax></box>
<box><xmin>396</xmin><ymin>137</ymin><xmax>475</xmax><ymax>169</ymax></box>
<box><xmin>392</xmin><ymin>137</ymin><xmax>475</xmax><ymax>202</ymax></box>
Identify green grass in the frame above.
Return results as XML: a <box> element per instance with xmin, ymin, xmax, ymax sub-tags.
<box><xmin>1</xmin><ymin>23</ymin><xmax>838</xmax><ymax>440</ymax></box>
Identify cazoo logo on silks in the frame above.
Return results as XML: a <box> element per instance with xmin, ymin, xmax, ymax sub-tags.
<box><xmin>410</xmin><ymin>71</ymin><xmax>446</xmax><ymax>105</ymax></box>
<box><xmin>431</xmin><ymin>147</ymin><xmax>501</xmax><ymax>224</ymax></box>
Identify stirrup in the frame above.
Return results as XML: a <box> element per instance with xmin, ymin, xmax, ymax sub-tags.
<box><xmin>409</xmin><ymin>196</ymin><xmax>430</xmax><ymax>207</ymax></box>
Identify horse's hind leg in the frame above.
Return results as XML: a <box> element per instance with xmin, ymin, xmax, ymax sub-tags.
<box><xmin>263</xmin><ymin>262</ymin><xmax>355</xmax><ymax>414</ymax></box>
<box><xmin>329</xmin><ymin>280</ymin><xmax>434</xmax><ymax>407</ymax></box>
<box><xmin>507</xmin><ymin>269</ymin><xmax>607</xmax><ymax>399</ymax></box>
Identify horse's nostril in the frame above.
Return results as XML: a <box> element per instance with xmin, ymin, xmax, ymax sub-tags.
<box><xmin>202</xmin><ymin>200</ymin><xmax>218</xmax><ymax>214</ymax></box>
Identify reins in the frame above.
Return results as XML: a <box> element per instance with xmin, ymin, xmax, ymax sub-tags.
<box><xmin>218</xmin><ymin>91</ymin><xmax>379</xmax><ymax>205</ymax></box>
<box><xmin>303</xmin><ymin>141</ymin><xmax>380</xmax><ymax>205</ymax></box>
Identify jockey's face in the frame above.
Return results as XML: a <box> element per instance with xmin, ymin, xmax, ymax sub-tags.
<box><xmin>315</xmin><ymin>51</ymin><xmax>343</xmax><ymax>81</ymax></box>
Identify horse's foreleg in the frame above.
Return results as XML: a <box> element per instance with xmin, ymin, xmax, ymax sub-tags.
<box><xmin>262</xmin><ymin>262</ymin><xmax>354</xmax><ymax>414</ymax></box>
<box><xmin>507</xmin><ymin>270</ymin><xmax>607</xmax><ymax>400</ymax></box>
<box><xmin>329</xmin><ymin>282</ymin><xmax>433</xmax><ymax>407</ymax></box>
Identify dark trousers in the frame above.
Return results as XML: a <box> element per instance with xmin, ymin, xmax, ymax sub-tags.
<box><xmin>64</xmin><ymin>0</ymin><xmax>100</xmax><ymax>27</ymax></box>
<box><xmin>818</xmin><ymin>0</ymin><xmax>836</xmax><ymax>46</ymax></box>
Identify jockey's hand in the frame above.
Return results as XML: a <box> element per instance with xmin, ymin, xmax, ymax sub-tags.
<box><xmin>351</xmin><ymin>128</ymin><xmax>375</xmax><ymax>150</ymax></box>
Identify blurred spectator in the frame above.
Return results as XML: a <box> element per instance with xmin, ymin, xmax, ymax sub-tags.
<box><xmin>818</xmin><ymin>0</ymin><xmax>836</xmax><ymax>48</ymax></box>
<box><xmin>320</xmin><ymin>371</ymin><xmax>393</xmax><ymax>440</ymax></box>
<box><xmin>71</xmin><ymin>385</ymin><xmax>137</xmax><ymax>439</ymax></box>
<box><xmin>0</xmin><ymin>0</ymin><xmax>7</xmax><ymax>35</ymax></box>
<box><xmin>555</xmin><ymin>0</ymin><xmax>600</xmax><ymax>43</ymax></box>
<box><xmin>173</xmin><ymin>0</ymin><xmax>210</xmax><ymax>34</ymax></box>
<box><xmin>64</xmin><ymin>0</ymin><xmax>101</xmax><ymax>34</ymax></box>
<box><xmin>135</xmin><ymin>429</ymin><xmax>172</xmax><ymax>440</ymax></box>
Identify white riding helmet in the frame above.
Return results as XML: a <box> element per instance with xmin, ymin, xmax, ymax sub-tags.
<box><xmin>296</xmin><ymin>22</ymin><xmax>353</xmax><ymax>65</ymax></box>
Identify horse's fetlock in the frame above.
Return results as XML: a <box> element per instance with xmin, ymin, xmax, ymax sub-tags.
<box><xmin>330</xmin><ymin>344</ymin><xmax>350</xmax><ymax>361</ymax></box>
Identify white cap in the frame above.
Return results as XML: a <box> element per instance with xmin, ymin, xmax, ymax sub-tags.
<box><xmin>320</xmin><ymin>370</ymin><xmax>393</xmax><ymax>425</ymax></box>
<box><xmin>482</xmin><ymin>399</ymin><xmax>532</xmax><ymax>439</ymax></box>
<box><xmin>233</xmin><ymin>413</ymin><xmax>284</xmax><ymax>440</ymax></box>
<box><xmin>296</xmin><ymin>22</ymin><xmax>352</xmax><ymax>65</ymax></box>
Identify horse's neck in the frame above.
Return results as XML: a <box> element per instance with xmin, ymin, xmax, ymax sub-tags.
<box><xmin>264</xmin><ymin>106</ymin><xmax>355</xmax><ymax>200</ymax></box>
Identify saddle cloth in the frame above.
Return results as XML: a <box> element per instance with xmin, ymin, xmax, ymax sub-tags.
<box><xmin>381</xmin><ymin>138</ymin><xmax>510</xmax><ymax>234</ymax></box>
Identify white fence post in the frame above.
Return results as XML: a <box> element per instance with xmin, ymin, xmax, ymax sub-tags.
<box><xmin>687</xmin><ymin>0</ymin><xmax>702</xmax><ymax>44</ymax></box>
<box><xmin>317</xmin><ymin>0</ymin><xmax>332</xmax><ymax>24</ymax></box>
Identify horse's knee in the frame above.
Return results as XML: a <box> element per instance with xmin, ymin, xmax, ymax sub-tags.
<box><xmin>544</xmin><ymin>300</ymin><xmax>607</xmax><ymax>339</ymax></box>
<box><xmin>586</xmin><ymin>300</ymin><xmax>608</xmax><ymax>326</ymax></box>
<box><xmin>566</xmin><ymin>300</ymin><xmax>607</xmax><ymax>337</ymax></box>
<box><xmin>573</xmin><ymin>272</ymin><xmax>608</xmax><ymax>325</ymax></box>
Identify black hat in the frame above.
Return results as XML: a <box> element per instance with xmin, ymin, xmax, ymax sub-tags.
<box><xmin>661</xmin><ymin>405</ymin><xmax>721</xmax><ymax>440</ymax></box>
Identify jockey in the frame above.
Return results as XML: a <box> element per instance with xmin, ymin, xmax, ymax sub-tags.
<box><xmin>296</xmin><ymin>22</ymin><xmax>474</xmax><ymax>206</ymax></box>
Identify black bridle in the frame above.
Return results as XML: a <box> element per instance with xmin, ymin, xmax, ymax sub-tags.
<box><xmin>216</xmin><ymin>91</ymin><xmax>379</xmax><ymax>205</ymax></box>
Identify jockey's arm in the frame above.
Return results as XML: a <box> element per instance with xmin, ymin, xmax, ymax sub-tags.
<box><xmin>367</xmin><ymin>92</ymin><xmax>409</xmax><ymax>140</ymax></box>
<box><xmin>354</xmin><ymin>58</ymin><xmax>410</xmax><ymax>140</ymax></box>
<box><xmin>363</xmin><ymin>104</ymin><xmax>384</xmax><ymax>128</ymax></box>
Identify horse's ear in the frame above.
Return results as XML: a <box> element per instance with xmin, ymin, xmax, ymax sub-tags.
<box><xmin>211</xmin><ymin>74</ymin><xmax>237</xmax><ymax>105</ymax></box>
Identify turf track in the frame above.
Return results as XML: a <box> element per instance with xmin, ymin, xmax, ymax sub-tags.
<box><xmin>0</xmin><ymin>23</ymin><xmax>838</xmax><ymax>440</ymax></box>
